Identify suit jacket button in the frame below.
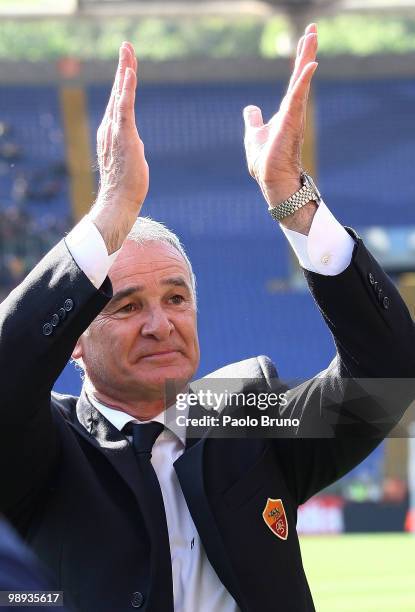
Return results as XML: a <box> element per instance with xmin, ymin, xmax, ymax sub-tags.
<box><xmin>51</xmin><ymin>313</ymin><xmax>60</xmax><ymax>327</ymax></box>
<box><xmin>383</xmin><ymin>296</ymin><xmax>390</xmax><ymax>309</ymax></box>
<box><xmin>373</xmin><ymin>281</ymin><xmax>378</xmax><ymax>292</ymax></box>
<box><xmin>368</xmin><ymin>272</ymin><xmax>375</xmax><ymax>285</ymax></box>
<box><xmin>377</xmin><ymin>288</ymin><xmax>383</xmax><ymax>301</ymax></box>
<box><xmin>64</xmin><ymin>298</ymin><xmax>74</xmax><ymax>312</ymax></box>
<box><xmin>43</xmin><ymin>323</ymin><xmax>53</xmax><ymax>336</ymax></box>
<box><xmin>58</xmin><ymin>307</ymin><xmax>66</xmax><ymax>321</ymax></box>
<box><xmin>131</xmin><ymin>592</ymin><xmax>144</xmax><ymax>608</ymax></box>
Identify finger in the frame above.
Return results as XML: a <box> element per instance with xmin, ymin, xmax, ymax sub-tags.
<box><xmin>102</xmin><ymin>44</ymin><xmax>132</xmax><ymax>125</ymax></box>
<box><xmin>243</xmin><ymin>105</ymin><xmax>264</xmax><ymax>131</ymax></box>
<box><xmin>291</xmin><ymin>34</ymin><xmax>307</xmax><ymax>93</ymax></box>
<box><xmin>117</xmin><ymin>66</ymin><xmax>137</xmax><ymax>127</ymax></box>
<box><xmin>116</xmin><ymin>44</ymin><xmax>133</xmax><ymax>99</ymax></box>
<box><xmin>112</xmin><ymin>45</ymin><xmax>133</xmax><ymax>129</ymax></box>
<box><xmin>295</xmin><ymin>24</ymin><xmax>317</xmax><ymax>64</ymax></box>
<box><xmin>290</xmin><ymin>33</ymin><xmax>317</xmax><ymax>88</ymax></box>
<box><xmin>121</xmin><ymin>42</ymin><xmax>139</xmax><ymax>105</ymax></box>
<box><xmin>296</xmin><ymin>35</ymin><xmax>305</xmax><ymax>59</ymax></box>
<box><xmin>287</xmin><ymin>32</ymin><xmax>317</xmax><ymax>93</ymax></box>
<box><xmin>305</xmin><ymin>23</ymin><xmax>317</xmax><ymax>36</ymax></box>
<box><xmin>102</xmin><ymin>46</ymin><xmax>125</xmax><ymax>125</ymax></box>
<box><xmin>122</xmin><ymin>41</ymin><xmax>137</xmax><ymax>74</ymax></box>
<box><xmin>285</xmin><ymin>62</ymin><xmax>318</xmax><ymax>117</ymax></box>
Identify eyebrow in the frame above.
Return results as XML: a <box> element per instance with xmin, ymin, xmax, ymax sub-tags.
<box><xmin>109</xmin><ymin>277</ymin><xmax>191</xmax><ymax>307</ymax></box>
<box><xmin>161</xmin><ymin>276</ymin><xmax>190</xmax><ymax>290</ymax></box>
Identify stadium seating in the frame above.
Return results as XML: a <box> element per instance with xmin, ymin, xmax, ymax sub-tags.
<box><xmin>317</xmin><ymin>79</ymin><xmax>415</xmax><ymax>226</ymax></box>
<box><xmin>1</xmin><ymin>79</ymin><xmax>413</xmax><ymax>408</ymax></box>
<box><xmin>0</xmin><ymin>85</ymin><xmax>68</xmax><ymax>217</ymax></box>
<box><xmin>0</xmin><ymin>86</ymin><xmax>70</xmax><ymax>300</ymax></box>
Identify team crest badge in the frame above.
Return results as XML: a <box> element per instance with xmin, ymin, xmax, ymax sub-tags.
<box><xmin>262</xmin><ymin>498</ymin><xmax>288</xmax><ymax>540</ymax></box>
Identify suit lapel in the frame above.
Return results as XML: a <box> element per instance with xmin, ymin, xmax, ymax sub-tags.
<box><xmin>71</xmin><ymin>388</ymin><xmax>144</xmax><ymax>501</ymax></box>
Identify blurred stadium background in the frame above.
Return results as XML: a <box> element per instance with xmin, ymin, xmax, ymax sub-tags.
<box><xmin>0</xmin><ymin>0</ymin><xmax>415</xmax><ymax>609</ymax></box>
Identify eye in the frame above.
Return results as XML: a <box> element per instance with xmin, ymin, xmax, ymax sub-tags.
<box><xmin>169</xmin><ymin>294</ymin><xmax>185</xmax><ymax>305</ymax></box>
<box><xmin>118</xmin><ymin>303</ymin><xmax>137</xmax><ymax>314</ymax></box>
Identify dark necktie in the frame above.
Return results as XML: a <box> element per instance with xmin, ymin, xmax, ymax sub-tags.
<box><xmin>124</xmin><ymin>421</ymin><xmax>174</xmax><ymax>610</ymax></box>
<box><xmin>130</xmin><ymin>421</ymin><xmax>164</xmax><ymax>458</ymax></box>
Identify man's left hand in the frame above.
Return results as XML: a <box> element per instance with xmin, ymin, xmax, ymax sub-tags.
<box><xmin>243</xmin><ymin>23</ymin><xmax>318</xmax><ymax>233</ymax></box>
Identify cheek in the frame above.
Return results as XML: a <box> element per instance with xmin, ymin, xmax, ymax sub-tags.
<box><xmin>87</xmin><ymin>320</ymin><xmax>133</xmax><ymax>360</ymax></box>
<box><xmin>180</xmin><ymin>316</ymin><xmax>199</xmax><ymax>354</ymax></box>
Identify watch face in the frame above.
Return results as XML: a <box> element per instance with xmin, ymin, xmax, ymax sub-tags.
<box><xmin>303</xmin><ymin>173</ymin><xmax>321</xmax><ymax>199</ymax></box>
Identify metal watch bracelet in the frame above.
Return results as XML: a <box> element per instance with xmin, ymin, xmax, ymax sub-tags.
<box><xmin>268</xmin><ymin>171</ymin><xmax>321</xmax><ymax>222</ymax></box>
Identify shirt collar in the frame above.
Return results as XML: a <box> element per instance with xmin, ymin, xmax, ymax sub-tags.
<box><xmin>87</xmin><ymin>392</ymin><xmax>188</xmax><ymax>447</ymax></box>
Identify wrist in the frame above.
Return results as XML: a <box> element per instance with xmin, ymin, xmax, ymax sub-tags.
<box><xmin>279</xmin><ymin>201</ymin><xmax>318</xmax><ymax>235</ymax></box>
<box><xmin>262</xmin><ymin>179</ymin><xmax>302</xmax><ymax>209</ymax></box>
<box><xmin>266</xmin><ymin>170</ymin><xmax>321</xmax><ymax>235</ymax></box>
<box><xmin>88</xmin><ymin>201</ymin><xmax>137</xmax><ymax>255</ymax></box>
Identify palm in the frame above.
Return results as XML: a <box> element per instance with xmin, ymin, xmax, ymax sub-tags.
<box><xmin>247</xmin><ymin>112</ymin><xmax>302</xmax><ymax>185</ymax></box>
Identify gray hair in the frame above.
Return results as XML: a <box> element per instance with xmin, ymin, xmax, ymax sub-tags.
<box><xmin>126</xmin><ymin>217</ymin><xmax>197</xmax><ymax>304</ymax></box>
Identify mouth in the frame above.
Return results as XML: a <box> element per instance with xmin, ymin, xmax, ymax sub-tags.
<box><xmin>141</xmin><ymin>350</ymin><xmax>181</xmax><ymax>360</ymax></box>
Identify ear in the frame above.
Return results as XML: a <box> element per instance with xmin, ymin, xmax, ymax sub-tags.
<box><xmin>72</xmin><ymin>337</ymin><xmax>83</xmax><ymax>361</ymax></box>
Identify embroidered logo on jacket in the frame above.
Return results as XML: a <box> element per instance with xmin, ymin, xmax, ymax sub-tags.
<box><xmin>262</xmin><ymin>498</ymin><xmax>288</xmax><ymax>540</ymax></box>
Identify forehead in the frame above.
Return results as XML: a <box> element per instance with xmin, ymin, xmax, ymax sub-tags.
<box><xmin>108</xmin><ymin>240</ymin><xmax>191</xmax><ymax>291</ymax></box>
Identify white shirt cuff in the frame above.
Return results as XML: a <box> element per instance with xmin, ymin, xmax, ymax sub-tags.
<box><xmin>65</xmin><ymin>216</ymin><xmax>120</xmax><ymax>289</ymax></box>
<box><xmin>280</xmin><ymin>199</ymin><xmax>355</xmax><ymax>276</ymax></box>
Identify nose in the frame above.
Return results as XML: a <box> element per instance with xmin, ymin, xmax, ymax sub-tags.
<box><xmin>140</xmin><ymin>304</ymin><xmax>174</xmax><ymax>340</ymax></box>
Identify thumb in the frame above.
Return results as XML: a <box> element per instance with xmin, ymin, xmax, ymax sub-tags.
<box><xmin>243</xmin><ymin>105</ymin><xmax>264</xmax><ymax>130</ymax></box>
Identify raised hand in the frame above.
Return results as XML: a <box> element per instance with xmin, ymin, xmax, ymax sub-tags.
<box><xmin>243</xmin><ymin>23</ymin><xmax>318</xmax><ymax>231</ymax></box>
<box><xmin>90</xmin><ymin>42</ymin><xmax>149</xmax><ymax>253</ymax></box>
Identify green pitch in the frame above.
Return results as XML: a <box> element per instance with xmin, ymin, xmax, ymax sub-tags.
<box><xmin>300</xmin><ymin>534</ymin><xmax>415</xmax><ymax>611</ymax></box>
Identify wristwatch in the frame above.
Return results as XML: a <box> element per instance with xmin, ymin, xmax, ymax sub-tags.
<box><xmin>268</xmin><ymin>170</ymin><xmax>321</xmax><ymax>222</ymax></box>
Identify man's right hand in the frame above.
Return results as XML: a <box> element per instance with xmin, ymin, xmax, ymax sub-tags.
<box><xmin>89</xmin><ymin>42</ymin><xmax>149</xmax><ymax>254</ymax></box>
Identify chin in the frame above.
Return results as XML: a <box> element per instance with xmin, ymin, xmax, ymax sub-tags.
<box><xmin>135</xmin><ymin>364</ymin><xmax>194</xmax><ymax>392</ymax></box>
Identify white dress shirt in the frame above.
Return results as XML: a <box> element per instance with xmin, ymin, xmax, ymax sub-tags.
<box><xmin>64</xmin><ymin>200</ymin><xmax>355</xmax><ymax>611</ymax></box>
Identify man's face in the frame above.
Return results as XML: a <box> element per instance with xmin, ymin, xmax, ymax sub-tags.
<box><xmin>73</xmin><ymin>240</ymin><xmax>200</xmax><ymax>404</ymax></box>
